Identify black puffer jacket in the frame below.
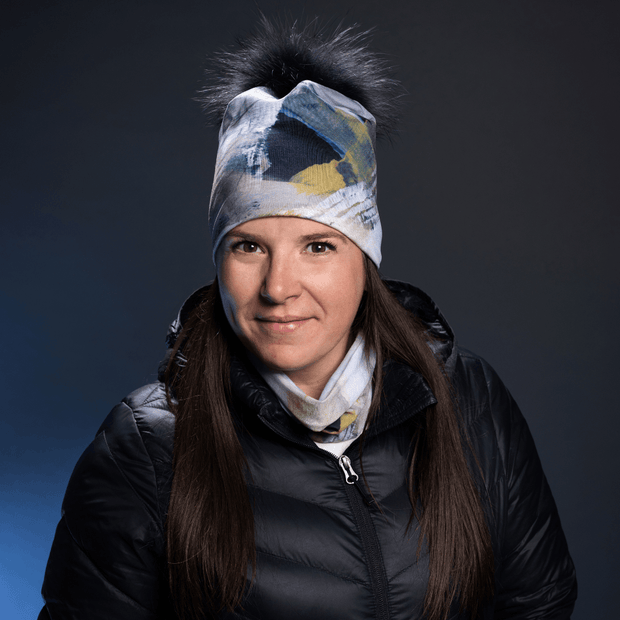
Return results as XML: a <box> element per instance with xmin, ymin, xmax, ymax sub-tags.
<box><xmin>39</xmin><ymin>282</ymin><xmax>577</xmax><ymax>619</ymax></box>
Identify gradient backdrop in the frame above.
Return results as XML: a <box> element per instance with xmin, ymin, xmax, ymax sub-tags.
<box><xmin>2</xmin><ymin>1</ymin><xmax>618</xmax><ymax>618</ymax></box>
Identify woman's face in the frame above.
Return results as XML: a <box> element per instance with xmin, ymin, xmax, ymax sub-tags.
<box><xmin>218</xmin><ymin>217</ymin><xmax>366</xmax><ymax>396</ymax></box>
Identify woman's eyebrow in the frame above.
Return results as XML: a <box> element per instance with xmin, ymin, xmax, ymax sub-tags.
<box><xmin>226</xmin><ymin>231</ymin><xmax>261</xmax><ymax>242</ymax></box>
<box><xmin>299</xmin><ymin>232</ymin><xmax>350</xmax><ymax>244</ymax></box>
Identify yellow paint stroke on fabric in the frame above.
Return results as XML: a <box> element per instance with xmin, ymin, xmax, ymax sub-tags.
<box><xmin>288</xmin><ymin>109</ymin><xmax>375</xmax><ymax>197</ymax></box>
<box><xmin>290</xmin><ymin>160</ymin><xmax>346</xmax><ymax>195</ymax></box>
<box><xmin>260</xmin><ymin>209</ymin><xmax>298</xmax><ymax>217</ymax></box>
<box><xmin>337</xmin><ymin>110</ymin><xmax>375</xmax><ymax>186</ymax></box>
<box><xmin>338</xmin><ymin>412</ymin><xmax>357</xmax><ymax>431</ymax></box>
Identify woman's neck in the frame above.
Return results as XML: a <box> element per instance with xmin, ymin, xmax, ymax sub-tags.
<box><xmin>285</xmin><ymin>373</ymin><xmax>327</xmax><ymax>400</ymax></box>
<box><xmin>282</xmin><ymin>332</ymin><xmax>359</xmax><ymax>399</ymax></box>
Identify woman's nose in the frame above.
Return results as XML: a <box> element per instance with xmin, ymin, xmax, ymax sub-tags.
<box><xmin>260</xmin><ymin>254</ymin><xmax>301</xmax><ymax>304</ymax></box>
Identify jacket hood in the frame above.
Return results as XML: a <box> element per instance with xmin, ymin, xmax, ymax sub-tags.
<box><xmin>382</xmin><ymin>279</ymin><xmax>456</xmax><ymax>373</ymax></box>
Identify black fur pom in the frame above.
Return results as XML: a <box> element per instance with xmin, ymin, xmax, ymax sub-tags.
<box><xmin>197</xmin><ymin>17</ymin><xmax>403</xmax><ymax>139</ymax></box>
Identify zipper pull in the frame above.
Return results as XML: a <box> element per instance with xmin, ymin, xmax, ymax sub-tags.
<box><xmin>338</xmin><ymin>455</ymin><xmax>376</xmax><ymax>507</ymax></box>
<box><xmin>338</xmin><ymin>455</ymin><xmax>359</xmax><ymax>484</ymax></box>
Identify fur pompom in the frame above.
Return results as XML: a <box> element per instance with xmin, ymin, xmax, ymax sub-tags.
<box><xmin>197</xmin><ymin>16</ymin><xmax>403</xmax><ymax>138</ymax></box>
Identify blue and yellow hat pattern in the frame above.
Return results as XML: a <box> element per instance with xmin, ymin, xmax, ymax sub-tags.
<box><xmin>208</xmin><ymin>80</ymin><xmax>382</xmax><ymax>267</ymax></box>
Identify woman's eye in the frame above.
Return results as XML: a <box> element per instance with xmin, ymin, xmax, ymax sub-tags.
<box><xmin>307</xmin><ymin>242</ymin><xmax>336</xmax><ymax>254</ymax></box>
<box><xmin>235</xmin><ymin>241</ymin><xmax>262</xmax><ymax>253</ymax></box>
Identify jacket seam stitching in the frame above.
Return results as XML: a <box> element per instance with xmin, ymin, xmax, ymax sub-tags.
<box><xmin>123</xmin><ymin>383</ymin><xmax>166</xmax><ymax>409</ymax></box>
<box><xmin>377</xmin><ymin>483</ymin><xmax>408</xmax><ymax>504</ymax></box>
<box><xmin>102</xmin><ymin>424</ymin><xmax>165</xmax><ymax>539</ymax></box>
<box><xmin>58</xmin><ymin>517</ymin><xmax>155</xmax><ymax>612</ymax></box>
<box><xmin>479</xmin><ymin>360</ymin><xmax>509</xmax><ymax>481</ymax></box>
<box><xmin>247</xmin><ymin>483</ymin><xmax>351</xmax><ymax>516</ymax></box>
<box><xmin>118</xmin><ymin>397</ymin><xmax>167</xmax><ymax>531</ymax></box>
<box><xmin>388</xmin><ymin>559</ymin><xmax>419</xmax><ymax>582</ymax></box>
<box><xmin>256</xmin><ymin>549</ymin><xmax>369</xmax><ymax>587</ymax></box>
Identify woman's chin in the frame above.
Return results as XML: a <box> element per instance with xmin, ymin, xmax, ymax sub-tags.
<box><xmin>252</xmin><ymin>347</ymin><xmax>313</xmax><ymax>375</ymax></box>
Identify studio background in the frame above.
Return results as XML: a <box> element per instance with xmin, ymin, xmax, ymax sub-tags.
<box><xmin>1</xmin><ymin>0</ymin><xmax>618</xmax><ymax>618</ymax></box>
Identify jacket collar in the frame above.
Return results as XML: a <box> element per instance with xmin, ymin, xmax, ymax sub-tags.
<box><xmin>159</xmin><ymin>279</ymin><xmax>455</xmax><ymax>444</ymax></box>
<box><xmin>231</xmin><ymin>352</ymin><xmax>437</xmax><ymax>447</ymax></box>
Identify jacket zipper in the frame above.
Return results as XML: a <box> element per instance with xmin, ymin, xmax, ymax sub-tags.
<box><xmin>338</xmin><ymin>455</ymin><xmax>391</xmax><ymax>620</ymax></box>
<box><xmin>254</xmin><ymin>416</ymin><xmax>392</xmax><ymax>618</ymax></box>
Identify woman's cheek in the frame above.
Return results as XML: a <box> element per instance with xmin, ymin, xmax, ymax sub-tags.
<box><xmin>218</xmin><ymin>275</ymin><xmax>244</xmax><ymax>336</ymax></box>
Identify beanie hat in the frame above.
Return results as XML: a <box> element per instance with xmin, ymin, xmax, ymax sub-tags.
<box><xmin>198</xmin><ymin>18</ymin><xmax>402</xmax><ymax>267</ymax></box>
<box><xmin>208</xmin><ymin>79</ymin><xmax>381</xmax><ymax>266</ymax></box>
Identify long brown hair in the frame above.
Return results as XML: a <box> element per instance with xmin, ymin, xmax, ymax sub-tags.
<box><xmin>165</xmin><ymin>257</ymin><xmax>494</xmax><ymax>620</ymax></box>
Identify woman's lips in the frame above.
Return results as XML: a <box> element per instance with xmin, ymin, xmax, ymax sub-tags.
<box><xmin>256</xmin><ymin>316</ymin><xmax>311</xmax><ymax>333</ymax></box>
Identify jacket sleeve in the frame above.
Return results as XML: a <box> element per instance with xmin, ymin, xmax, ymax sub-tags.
<box><xmin>477</xmin><ymin>359</ymin><xmax>578</xmax><ymax>619</ymax></box>
<box><xmin>38</xmin><ymin>390</ymin><xmax>173</xmax><ymax>620</ymax></box>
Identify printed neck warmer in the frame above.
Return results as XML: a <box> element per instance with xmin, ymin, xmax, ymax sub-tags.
<box><xmin>251</xmin><ymin>335</ymin><xmax>376</xmax><ymax>444</ymax></box>
<box><xmin>208</xmin><ymin>80</ymin><xmax>382</xmax><ymax>267</ymax></box>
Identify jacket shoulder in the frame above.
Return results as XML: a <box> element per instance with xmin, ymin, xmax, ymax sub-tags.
<box><xmin>451</xmin><ymin>346</ymin><xmax>540</xmax><ymax>489</ymax></box>
<box><xmin>452</xmin><ymin>345</ymin><xmax>507</xmax><ymax>403</ymax></box>
<box><xmin>452</xmin><ymin>348</ymin><xmax>577</xmax><ymax>617</ymax></box>
<box><xmin>100</xmin><ymin>382</ymin><xmax>175</xmax><ymax>468</ymax></box>
<box><xmin>451</xmin><ymin>347</ymin><xmax>520</xmax><ymax>454</ymax></box>
<box><xmin>40</xmin><ymin>383</ymin><xmax>174</xmax><ymax>619</ymax></box>
<box><xmin>66</xmin><ymin>381</ymin><xmax>174</xmax><ymax>535</ymax></box>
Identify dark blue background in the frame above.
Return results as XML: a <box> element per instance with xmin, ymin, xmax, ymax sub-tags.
<box><xmin>2</xmin><ymin>1</ymin><xmax>618</xmax><ymax>618</ymax></box>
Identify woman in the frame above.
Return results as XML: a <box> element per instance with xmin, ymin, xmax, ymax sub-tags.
<box><xmin>39</xmin><ymin>19</ymin><xmax>577</xmax><ymax>620</ymax></box>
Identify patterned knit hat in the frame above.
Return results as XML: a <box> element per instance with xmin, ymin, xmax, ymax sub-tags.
<box><xmin>208</xmin><ymin>80</ymin><xmax>381</xmax><ymax>266</ymax></box>
<box><xmin>198</xmin><ymin>18</ymin><xmax>402</xmax><ymax>267</ymax></box>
